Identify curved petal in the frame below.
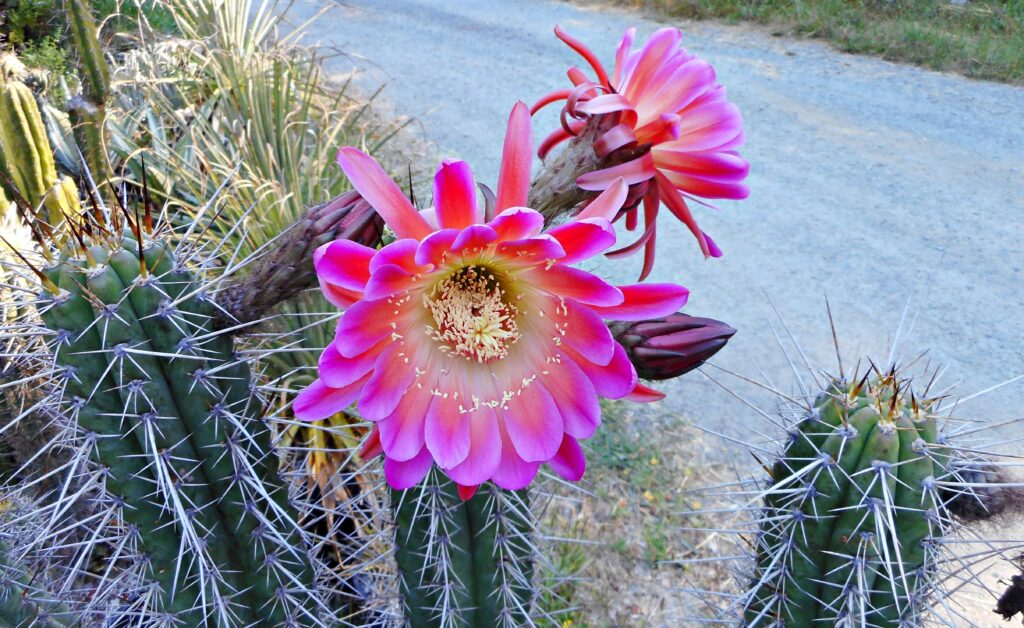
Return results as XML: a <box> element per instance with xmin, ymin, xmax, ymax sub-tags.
<box><xmin>495</xmin><ymin>234</ymin><xmax>566</xmax><ymax>265</ymax></box>
<box><xmin>314</xmin><ymin>239</ymin><xmax>375</xmax><ymax>291</ymax></box>
<box><xmin>358</xmin><ymin>343</ymin><xmax>418</xmax><ymax>420</ymax></box>
<box><xmin>335</xmin><ymin>298</ymin><xmax>401</xmax><ymax>357</ymax></box>
<box><xmin>525</xmin><ymin>265</ymin><xmax>623</xmax><ymax>307</ymax></box>
<box><xmin>576</xmin><ymin>153</ymin><xmax>656</xmax><ymax>191</ymax></box>
<box><xmin>489</xmin><ymin>207</ymin><xmax>545</xmax><ymax>242</ymax></box>
<box><xmin>549</xmin><ymin>435</ymin><xmax>586</xmax><ymax>481</ymax></box>
<box><xmin>415</xmin><ymin>228</ymin><xmax>460</xmax><ymax>267</ymax></box>
<box><xmin>337</xmin><ymin>147</ymin><xmax>432</xmax><ymax>239</ymax></box>
<box><xmin>293</xmin><ymin>375</ymin><xmax>369</xmax><ymax>422</ymax></box>
<box><xmin>433</xmin><ymin>159</ymin><xmax>480</xmax><ymax>229</ymax></box>
<box><xmin>444</xmin><ymin>407</ymin><xmax>501</xmax><ymax>486</ymax></box>
<box><xmin>590</xmin><ymin>283</ymin><xmax>690</xmax><ymax>321</ymax></box>
<box><xmin>547</xmin><ymin>218</ymin><xmax>616</xmax><ymax>264</ymax></box>
<box><xmin>384</xmin><ymin>446</ymin><xmax>434</xmax><ymax>490</ymax></box>
<box><xmin>318</xmin><ymin>340</ymin><xmax>382</xmax><ymax>388</ymax></box>
<box><xmin>542</xmin><ymin>354</ymin><xmax>601</xmax><ymax>439</ymax></box>
<box><xmin>319</xmin><ymin>279</ymin><xmax>363</xmax><ymax>309</ymax></box>
<box><xmin>576</xmin><ymin>178</ymin><xmax>628</xmax><ymax>221</ymax></box>
<box><xmin>626</xmin><ymin>382</ymin><xmax>666</xmax><ymax>402</ymax></box>
<box><xmin>491</xmin><ymin>420</ymin><xmax>541</xmax><ymax>490</ymax></box>
<box><xmin>496</xmin><ymin>102</ymin><xmax>533</xmax><ymax>212</ymax></box>
<box><xmin>371</xmin><ymin>238</ymin><xmax>430</xmax><ymax>274</ymax></box>
<box><xmin>562</xmin><ymin>299</ymin><xmax>616</xmax><ymax>365</ymax></box>
<box><xmin>503</xmin><ymin>382</ymin><xmax>562</xmax><ymax>462</ymax></box>
<box><xmin>451</xmin><ymin>224</ymin><xmax>498</xmax><ymax>254</ymax></box>
<box><xmin>424</xmin><ymin>393</ymin><xmax>472</xmax><ymax>469</ymax></box>
<box><xmin>568</xmin><ymin>342</ymin><xmax>637</xmax><ymax>399</ymax></box>
<box><xmin>377</xmin><ymin>385</ymin><xmax>434</xmax><ymax>462</ymax></box>
<box><xmin>360</xmin><ymin>427</ymin><xmax>383</xmax><ymax>459</ymax></box>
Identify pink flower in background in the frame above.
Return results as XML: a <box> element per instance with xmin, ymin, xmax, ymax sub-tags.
<box><xmin>293</xmin><ymin>103</ymin><xmax>688</xmax><ymax>496</ymax></box>
<box><xmin>534</xmin><ymin>26</ymin><xmax>749</xmax><ymax>279</ymax></box>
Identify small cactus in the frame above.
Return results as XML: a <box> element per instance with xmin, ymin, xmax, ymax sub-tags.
<box><xmin>0</xmin><ymin>80</ymin><xmax>80</xmax><ymax>224</ymax></box>
<box><xmin>688</xmin><ymin>356</ymin><xmax>1024</xmax><ymax>626</ymax></box>
<box><xmin>66</xmin><ymin>0</ymin><xmax>112</xmax><ymax>186</ymax></box>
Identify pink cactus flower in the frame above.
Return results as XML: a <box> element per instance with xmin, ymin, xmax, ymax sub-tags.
<box><xmin>534</xmin><ymin>26</ymin><xmax>749</xmax><ymax>279</ymax></box>
<box><xmin>293</xmin><ymin>103</ymin><xmax>688</xmax><ymax>495</ymax></box>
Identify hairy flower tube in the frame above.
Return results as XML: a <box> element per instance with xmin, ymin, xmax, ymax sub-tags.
<box><xmin>293</xmin><ymin>103</ymin><xmax>689</xmax><ymax>495</ymax></box>
<box><xmin>533</xmin><ymin>26</ymin><xmax>749</xmax><ymax>278</ymax></box>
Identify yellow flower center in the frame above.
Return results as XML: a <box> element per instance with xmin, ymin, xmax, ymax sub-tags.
<box><xmin>426</xmin><ymin>265</ymin><xmax>520</xmax><ymax>363</ymax></box>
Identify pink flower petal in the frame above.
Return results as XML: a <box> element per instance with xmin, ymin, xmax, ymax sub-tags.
<box><xmin>562</xmin><ymin>299</ymin><xmax>616</xmax><ymax>365</ymax></box>
<box><xmin>337</xmin><ymin>148</ymin><xmax>433</xmax><ymax>240</ymax></box>
<box><xmin>495</xmin><ymin>235</ymin><xmax>566</xmax><ymax>265</ymax></box>
<box><xmin>576</xmin><ymin>153</ymin><xmax>656</xmax><ymax>191</ymax></box>
<box><xmin>549</xmin><ymin>435</ymin><xmax>586</xmax><ymax>481</ymax></box>
<box><xmin>314</xmin><ymin>239</ymin><xmax>375</xmax><ymax>291</ymax></box>
<box><xmin>525</xmin><ymin>265</ymin><xmax>623</xmax><ymax>307</ymax></box>
<box><xmin>489</xmin><ymin>207</ymin><xmax>544</xmax><ymax>241</ymax></box>
<box><xmin>377</xmin><ymin>385</ymin><xmax>433</xmax><ymax>461</ymax></box>
<box><xmin>590</xmin><ymin>283</ymin><xmax>689</xmax><ymax>321</ymax></box>
<box><xmin>318</xmin><ymin>340</ymin><xmax>382</xmax><ymax>388</ymax></box>
<box><xmin>611</xmin><ymin>27</ymin><xmax>636</xmax><ymax>87</ymax></box>
<box><xmin>318</xmin><ymin>279</ymin><xmax>363</xmax><ymax>309</ymax></box>
<box><xmin>293</xmin><ymin>375</ymin><xmax>369</xmax><ymax>422</ymax></box>
<box><xmin>541</xmin><ymin>355</ymin><xmax>600</xmax><ymax>439</ymax></box>
<box><xmin>363</xmin><ymin>264</ymin><xmax>418</xmax><ymax>300</ymax></box>
<box><xmin>360</xmin><ymin>427</ymin><xmax>383</xmax><ymax>459</ymax></box>
<box><xmin>568</xmin><ymin>343</ymin><xmax>637</xmax><ymax>399</ymax></box>
<box><xmin>503</xmin><ymin>383</ymin><xmax>562</xmax><ymax>462</ymax></box>
<box><xmin>370</xmin><ymin>239</ymin><xmax>429</xmax><ymax>274</ymax></box>
<box><xmin>444</xmin><ymin>407</ymin><xmax>501</xmax><ymax>486</ymax></box>
<box><xmin>451</xmin><ymin>224</ymin><xmax>498</xmax><ymax>255</ymax></box>
<box><xmin>358</xmin><ymin>344</ymin><xmax>418</xmax><ymax>421</ymax></box>
<box><xmin>335</xmin><ymin>298</ymin><xmax>402</xmax><ymax>357</ymax></box>
<box><xmin>576</xmin><ymin>178</ymin><xmax>628</xmax><ymax>221</ymax></box>
<box><xmin>414</xmin><ymin>228</ymin><xmax>459</xmax><ymax>267</ymax></box>
<box><xmin>384</xmin><ymin>446</ymin><xmax>434</xmax><ymax>490</ymax></box>
<box><xmin>491</xmin><ymin>421</ymin><xmax>541</xmax><ymax>490</ymax></box>
<box><xmin>496</xmin><ymin>102</ymin><xmax>533</xmax><ymax>212</ymax></box>
<box><xmin>656</xmin><ymin>174</ymin><xmax>709</xmax><ymax>257</ymax></box>
<box><xmin>555</xmin><ymin>25</ymin><xmax>610</xmax><ymax>88</ymax></box>
<box><xmin>547</xmin><ymin>219</ymin><xmax>616</xmax><ymax>264</ymax></box>
<box><xmin>424</xmin><ymin>393</ymin><xmax>472</xmax><ymax>469</ymax></box>
<box><xmin>433</xmin><ymin>159</ymin><xmax>481</xmax><ymax>229</ymax></box>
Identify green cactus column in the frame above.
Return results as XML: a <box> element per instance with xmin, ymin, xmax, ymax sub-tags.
<box><xmin>392</xmin><ymin>474</ymin><xmax>537</xmax><ymax>626</ymax></box>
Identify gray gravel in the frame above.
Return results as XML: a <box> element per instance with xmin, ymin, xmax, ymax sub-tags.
<box><xmin>284</xmin><ymin>0</ymin><xmax>1024</xmax><ymax>449</ymax></box>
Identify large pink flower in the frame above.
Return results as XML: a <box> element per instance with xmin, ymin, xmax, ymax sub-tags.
<box><xmin>534</xmin><ymin>26</ymin><xmax>749</xmax><ymax>278</ymax></box>
<box><xmin>293</xmin><ymin>103</ymin><xmax>689</xmax><ymax>495</ymax></box>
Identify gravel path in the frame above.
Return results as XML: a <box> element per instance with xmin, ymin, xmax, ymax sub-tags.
<box><xmin>284</xmin><ymin>0</ymin><xmax>1024</xmax><ymax>448</ymax></box>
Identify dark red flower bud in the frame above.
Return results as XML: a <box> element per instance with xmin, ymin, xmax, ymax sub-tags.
<box><xmin>611</xmin><ymin>313</ymin><xmax>736</xmax><ymax>381</ymax></box>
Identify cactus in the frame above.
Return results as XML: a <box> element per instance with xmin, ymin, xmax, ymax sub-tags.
<box><xmin>0</xmin><ymin>191</ymin><xmax>342</xmax><ymax>624</ymax></box>
<box><xmin>688</xmin><ymin>356</ymin><xmax>1024</xmax><ymax>626</ymax></box>
<box><xmin>390</xmin><ymin>473</ymin><xmax>538</xmax><ymax>627</ymax></box>
<box><xmin>66</xmin><ymin>0</ymin><xmax>111</xmax><ymax>186</ymax></box>
<box><xmin>0</xmin><ymin>80</ymin><xmax>80</xmax><ymax>224</ymax></box>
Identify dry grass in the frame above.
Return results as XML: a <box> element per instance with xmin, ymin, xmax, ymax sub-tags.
<box><xmin>594</xmin><ymin>0</ymin><xmax>1024</xmax><ymax>84</ymax></box>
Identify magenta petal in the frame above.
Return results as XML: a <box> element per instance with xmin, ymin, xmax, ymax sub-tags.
<box><xmin>543</xmin><ymin>356</ymin><xmax>601</xmax><ymax>439</ymax></box>
<box><xmin>495</xmin><ymin>102</ymin><xmax>533</xmax><ymax>213</ymax></box>
<box><xmin>488</xmin><ymin>207</ymin><xmax>544</xmax><ymax>242</ymax></box>
<box><xmin>495</xmin><ymin>235</ymin><xmax>566</xmax><ymax>264</ymax></box>
<box><xmin>570</xmin><ymin>343</ymin><xmax>637</xmax><ymax>399</ymax></box>
<box><xmin>335</xmin><ymin>299</ymin><xmax>396</xmax><ymax>357</ymax></box>
<box><xmin>591</xmin><ymin>283</ymin><xmax>689</xmax><ymax>321</ymax></box>
<box><xmin>318</xmin><ymin>341</ymin><xmax>380</xmax><ymax>388</ymax></box>
<box><xmin>384</xmin><ymin>446</ymin><xmax>434</xmax><ymax>490</ymax></box>
<box><xmin>503</xmin><ymin>383</ymin><xmax>562</xmax><ymax>462</ymax></box>
<box><xmin>547</xmin><ymin>219</ymin><xmax>616</xmax><ymax>264</ymax></box>
<box><xmin>363</xmin><ymin>264</ymin><xmax>417</xmax><ymax>300</ymax></box>
<box><xmin>360</xmin><ymin>427</ymin><xmax>383</xmax><ymax>459</ymax></box>
<box><xmin>314</xmin><ymin>240</ymin><xmax>375</xmax><ymax>291</ymax></box>
<box><xmin>377</xmin><ymin>388</ymin><xmax>432</xmax><ymax>461</ymax></box>
<box><xmin>526</xmin><ymin>265</ymin><xmax>623</xmax><ymax>307</ymax></box>
<box><xmin>415</xmin><ymin>228</ymin><xmax>459</xmax><ymax>267</ymax></box>
<box><xmin>318</xmin><ymin>279</ymin><xmax>362</xmax><ymax>309</ymax></box>
<box><xmin>491</xmin><ymin>421</ymin><xmax>541</xmax><ymax>490</ymax></box>
<box><xmin>549</xmin><ymin>435</ymin><xmax>586</xmax><ymax>482</ymax></box>
<box><xmin>370</xmin><ymin>239</ymin><xmax>427</xmax><ymax>274</ymax></box>
<box><xmin>337</xmin><ymin>147</ymin><xmax>432</xmax><ymax>240</ymax></box>
<box><xmin>563</xmin><ymin>299</ymin><xmax>616</xmax><ymax>365</ymax></box>
<box><xmin>424</xmin><ymin>394</ymin><xmax>472</xmax><ymax>469</ymax></box>
<box><xmin>293</xmin><ymin>376</ymin><xmax>368</xmax><ymax>422</ymax></box>
<box><xmin>451</xmin><ymin>224</ymin><xmax>498</xmax><ymax>254</ymax></box>
<box><xmin>444</xmin><ymin>407</ymin><xmax>501</xmax><ymax>486</ymax></box>
<box><xmin>358</xmin><ymin>344</ymin><xmax>418</xmax><ymax>421</ymax></box>
<box><xmin>433</xmin><ymin>159</ymin><xmax>481</xmax><ymax>229</ymax></box>
<box><xmin>576</xmin><ymin>178</ymin><xmax>628</xmax><ymax>221</ymax></box>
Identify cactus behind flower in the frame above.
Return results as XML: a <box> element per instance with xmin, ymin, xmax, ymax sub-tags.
<box><xmin>0</xmin><ymin>191</ymin><xmax>337</xmax><ymax>624</ymax></box>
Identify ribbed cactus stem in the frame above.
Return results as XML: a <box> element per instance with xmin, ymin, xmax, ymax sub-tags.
<box><xmin>392</xmin><ymin>474</ymin><xmax>536</xmax><ymax>626</ymax></box>
<box><xmin>66</xmin><ymin>0</ymin><xmax>111</xmax><ymax>186</ymax></box>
